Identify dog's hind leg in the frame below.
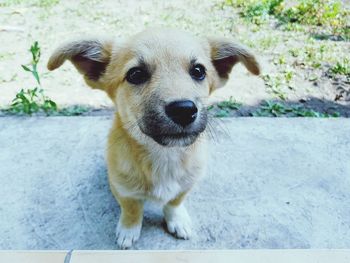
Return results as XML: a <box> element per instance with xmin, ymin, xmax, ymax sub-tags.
<box><xmin>163</xmin><ymin>192</ymin><xmax>192</xmax><ymax>240</ymax></box>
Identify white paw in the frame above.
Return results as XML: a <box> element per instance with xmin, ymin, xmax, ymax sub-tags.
<box><xmin>164</xmin><ymin>204</ymin><xmax>192</xmax><ymax>239</ymax></box>
<box><xmin>116</xmin><ymin>221</ymin><xmax>141</xmax><ymax>249</ymax></box>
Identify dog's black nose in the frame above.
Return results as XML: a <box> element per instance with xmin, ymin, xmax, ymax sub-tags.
<box><xmin>165</xmin><ymin>100</ymin><xmax>198</xmax><ymax>127</ymax></box>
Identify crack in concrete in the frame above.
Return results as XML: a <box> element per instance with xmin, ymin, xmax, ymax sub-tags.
<box><xmin>64</xmin><ymin>250</ymin><xmax>73</xmax><ymax>263</ymax></box>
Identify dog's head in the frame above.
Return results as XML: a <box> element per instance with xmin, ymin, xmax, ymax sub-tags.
<box><xmin>48</xmin><ymin>29</ymin><xmax>259</xmax><ymax>147</ymax></box>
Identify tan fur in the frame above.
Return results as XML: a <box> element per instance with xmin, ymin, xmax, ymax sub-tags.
<box><xmin>48</xmin><ymin>28</ymin><xmax>260</xmax><ymax>248</ymax></box>
<box><xmin>168</xmin><ymin>191</ymin><xmax>188</xmax><ymax>207</ymax></box>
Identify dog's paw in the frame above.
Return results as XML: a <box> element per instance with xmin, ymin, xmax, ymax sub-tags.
<box><xmin>116</xmin><ymin>221</ymin><xmax>141</xmax><ymax>249</ymax></box>
<box><xmin>164</xmin><ymin>204</ymin><xmax>192</xmax><ymax>239</ymax></box>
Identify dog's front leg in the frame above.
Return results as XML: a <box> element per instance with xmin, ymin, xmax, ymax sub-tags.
<box><xmin>163</xmin><ymin>192</ymin><xmax>192</xmax><ymax>239</ymax></box>
<box><xmin>115</xmin><ymin>195</ymin><xmax>144</xmax><ymax>249</ymax></box>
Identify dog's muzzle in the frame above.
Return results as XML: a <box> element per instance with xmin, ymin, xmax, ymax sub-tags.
<box><xmin>140</xmin><ymin>100</ymin><xmax>207</xmax><ymax>147</ymax></box>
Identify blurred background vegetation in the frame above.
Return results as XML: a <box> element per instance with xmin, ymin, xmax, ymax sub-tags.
<box><xmin>0</xmin><ymin>0</ymin><xmax>349</xmax><ymax>117</ymax></box>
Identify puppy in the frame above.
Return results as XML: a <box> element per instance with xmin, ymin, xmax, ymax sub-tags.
<box><xmin>47</xmin><ymin>28</ymin><xmax>259</xmax><ymax>249</ymax></box>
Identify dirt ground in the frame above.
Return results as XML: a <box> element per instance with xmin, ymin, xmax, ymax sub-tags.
<box><xmin>0</xmin><ymin>0</ymin><xmax>349</xmax><ymax>116</ymax></box>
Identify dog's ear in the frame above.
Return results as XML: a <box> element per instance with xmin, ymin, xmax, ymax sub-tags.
<box><xmin>208</xmin><ymin>37</ymin><xmax>260</xmax><ymax>84</ymax></box>
<box><xmin>47</xmin><ymin>38</ymin><xmax>113</xmax><ymax>90</ymax></box>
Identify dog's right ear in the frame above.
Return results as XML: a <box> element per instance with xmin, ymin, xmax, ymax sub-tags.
<box><xmin>47</xmin><ymin>39</ymin><xmax>113</xmax><ymax>90</ymax></box>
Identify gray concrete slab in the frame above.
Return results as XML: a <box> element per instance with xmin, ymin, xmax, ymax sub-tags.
<box><xmin>0</xmin><ymin>117</ymin><xmax>349</xmax><ymax>250</ymax></box>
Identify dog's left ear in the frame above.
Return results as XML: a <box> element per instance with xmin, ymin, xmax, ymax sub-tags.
<box><xmin>208</xmin><ymin>38</ymin><xmax>260</xmax><ymax>85</ymax></box>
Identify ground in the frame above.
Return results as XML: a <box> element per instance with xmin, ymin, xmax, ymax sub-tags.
<box><xmin>0</xmin><ymin>0</ymin><xmax>349</xmax><ymax>116</ymax></box>
<box><xmin>0</xmin><ymin>117</ymin><xmax>349</xmax><ymax>249</ymax></box>
<box><xmin>1</xmin><ymin>0</ymin><xmax>350</xmax><ymax>251</ymax></box>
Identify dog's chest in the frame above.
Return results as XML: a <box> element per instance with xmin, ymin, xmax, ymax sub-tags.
<box><xmin>148</xmin><ymin>149</ymin><xmax>194</xmax><ymax>202</ymax></box>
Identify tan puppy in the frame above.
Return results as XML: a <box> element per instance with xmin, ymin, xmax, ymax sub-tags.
<box><xmin>47</xmin><ymin>28</ymin><xmax>259</xmax><ymax>249</ymax></box>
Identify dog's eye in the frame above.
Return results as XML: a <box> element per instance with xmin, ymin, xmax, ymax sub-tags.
<box><xmin>126</xmin><ymin>67</ymin><xmax>150</xmax><ymax>85</ymax></box>
<box><xmin>189</xmin><ymin>64</ymin><xmax>206</xmax><ymax>81</ymax></box>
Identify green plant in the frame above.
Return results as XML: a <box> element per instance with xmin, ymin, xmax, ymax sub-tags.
<box><xmin>37</xmin><ymin>0</ymin><xmax>59</xmax><ymax>8</ymax></box>
<box><xmin>253</xmin><ymin>100</ymin><xmax>290</xmax><ymax>116</ymax></box>
<box><xmin>298</xmin><ymin>46</ymin><xmax>323</xmax><ymax>69</ymax></box>
<box><xmin>253</xmin><ymin>101</ymin><xmax>340</xmax><ymax>117</ymax></box>
<box><xmin>215</xmin><ymin>110</ymin><xmax>231</xmax><ymax>118</ymax></box>
<box><xmin>225</xmin><ymin>0</ymin><xmax>349</xmax><ymax>38</ymax></box>
<box><xmin>278</xmin><ymin>0</ymin><xmax>349</xmax><ymax>37</ymax></box>
<box><xmin>21</xmin><ymin>42</ymin><xmax>41</xmax><ymax>84</ymax></box>
<box><xmin>273</xmin><ymin>55</ymin><xmax>286</xmax><ymax>65</ymax></box>
<box><xmin>288</xmin><ymin>48</ymin><xmax>300</xmax><ymax>58</ymax></box>
<box><xmin>8</xmin><ymin>41</ymin><xmax>57</xmax><ymax>115</ymax></box>
<box><xmin>215</xmin><ymin>97</ymin><xmax>242</xmax><ymax>117</ymax></box>
<box><xmin>208</xmin><ymin>97</ymin><xmax>242</xmax><ymax>118</ymax></box>
<box><xmin>330</xmin><ymin>59</ymin><xmax>350</xmax><ymax>76</ymax></box>
<box><xmin>283</xmin><ymin>69</ymin><xmax>294</xmax><ymax>84</ymax></box>
<box><xmin>291</xmin><ymin>106</ymin><xmax>340</xmax><ymax>117</ymax></box>
<box><xmin>258</xmin><ymin>35</ymin><xmax>278</xmax><ymax>50</ymax></box>
<box><xmin>262</xmin><ymin>74</ymin><xmax>288</xmax><ymax>100</ymax></box>
<box><xmin>58</xmin><ymin>105</ymin><xmax>90</xmax><ymax>116</ymax></box>
<box><xmin>278</xmin><ymin>0</ymin><xmax>345</xmax><ymax>26</ymax></box>
<box><xmin>0</xmin><ymin>0</ymin><xmax>59</xmax><ymax>7</ymax></box>
<box><xmin>217</xmin><ymin>97</ymin><xmax>242</xmax><ymax>110</ymax></box>
<box><xmin>227</xmin><ymin>0</ymin><xmax>283</xmax><ymax>25</ymax></box>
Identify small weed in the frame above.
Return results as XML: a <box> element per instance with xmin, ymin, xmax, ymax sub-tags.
<box><xmin>58</xmin><ymin>105</ymin><xmax>90</xmax><ymax>116</ymax></box>
<box><xmin>258</xmin><ymin>35</ymin><xmax>279</xmax><ymax>50</ymax></box>
<box><xmin>277</xmin><ymin>0</ymin><xmax>348</xmax><ymax>33</ymax></box>
<box><xmin>283</xmin><ymin>69</ymin><xmax>294</xmax><ymax>84</ymax></box>
<box><xmin>291</xmin><ymin>106</ymin><xmax>340</xmax><ymax>117</ymax></box>
<box><xmin>21</xmin><ymin>41</ymin><xmax>41</xmax><ymax>84</ymax></box>
<box><xmin>224</xmin><ymin>0</ymin><xmax>349</xmax><ymax>38</ymax></box>
<box><xmin>253</xmin><ymin>100</ymin><xmax>290</xmax><ymax>116</ymax></box>
<box><xmin>7</xmin><ymin>42</ymin><xmax>57</xmax><ymax>115</ymax></box>
<box><xmin>330</xmin><ymin>59</ymin><xmax>350</xmax><ymax>76</ymax></box>
<box><xmin>209</xmin><ymin>97</ymin><xmax>242</xmax><ymax>118</ymax></box>
<box><xmin>37</xmin><ymin>0</ymin><xmax>59</xmax><ymax>8</ymax></box>
<box><xmin>0</xmin><ymin>0</ymin><xmax>59</xmax><ymax>7</ymax></box>
<box><xmin>262</xmin><ymin>74</ymin><xmax>288</xmax><ymax>100</ymax></box>
<box><xmin>207</xmin><ymin>105</ymin><xmax>215</xmax><ymax>111</ymax></box>
<box><xmin>288</xmin><ymin>48</ymin><xmax>300</xmax><ymax>58</ymax></box>
<box><xmin>217</xmin><ymin>97</ymin><xmax>242</xmax><ymax>110</ymax></box>
<box><xmin>215</xmin><ymin>110</ymin><xmax>231</xmax><ymax>118</ymax></box>
<box><xmin>225</xmin><ymin>0</ymin><xmax>283</xmax><ymax>25</ymax></box>
<box><xmin>253</xmin><ymin>100</ymin><xmax>340</xmax><ymax>117</ymax></box>
<box><xmin>297</xmin><ymin>46</ymin><xmax>323</xmax><ymax>69</ymax></box>
<box><xmin>273</xmin><ymin>55</ymin><xmax>286</xmax><ymax>65</ymax></box>
<box><xmin>10</xmin><ymin>88</ymin><xmax>57</xmax><ymax>115</ymax></box>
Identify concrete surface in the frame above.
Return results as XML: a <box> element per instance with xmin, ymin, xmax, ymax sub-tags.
<box><xmin>2</xmin><ymin>250</ymin><xmax>350</xmax><ymax>263</ymax></box>
<box><xmin>0</xmin><ymin>116</ymin><xmax>349</xmax><ymax>250</ymax></box>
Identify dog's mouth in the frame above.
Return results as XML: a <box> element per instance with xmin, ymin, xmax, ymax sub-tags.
<box><xmin>154</xmin><ymin>132</ymin><xmax>199</xmax><ymax>144</ymax></box>
<box><xmin>141</xmin><ymin>129</ymin><xmax>201</xmax><ymax>147</ymax></box>
<box><xmin>138</xmin><ymin>103</ymin><xmax>208</xmax><ymax>147</ymax></box>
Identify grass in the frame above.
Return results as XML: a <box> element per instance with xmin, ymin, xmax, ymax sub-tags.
<box><xmin>209</xmin><ymin>99</ymin><xmax>341</xmax><ymax>118</ymax></box>
<box><xmin>253</xmin><ymin>100</ymin><xmax>340</xmax><ymax>117</ymax></box>
<box><xmin>58</xmin><ymin>105</ymin><xmax>90</xmax><ymax>116</ymax></box>
<box><xmin>225</xmin><ymin>0</ymin><xmax>283</xmax><ymax>25</ymax></box>
<box><xmin>0</xmin><ymin>0</ymin><xmax>59</xmax><ymax>7</ymax></box>
<box><xmin>330</xmin><ymin>59</ymin><xmax>350</xmax><ymax>77</ymax></box>
<box><xmin>225</xmin><ymin>0</ymin><xmax>349</xmax><ymax>39</ymax></box>
<box><xmin>208</xmin><ymin>97</ymin><xmax>242</xmax><ymax>117</ymax></box>
<box><xmin>6</xmin><ymin>42</ymin><xmax>57</xmax><ymax>116</ymax></box>
<box><xmin>262</xmin><ymin>74</ymin><xmax>288</xmax><ymax>101</ymax></box>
